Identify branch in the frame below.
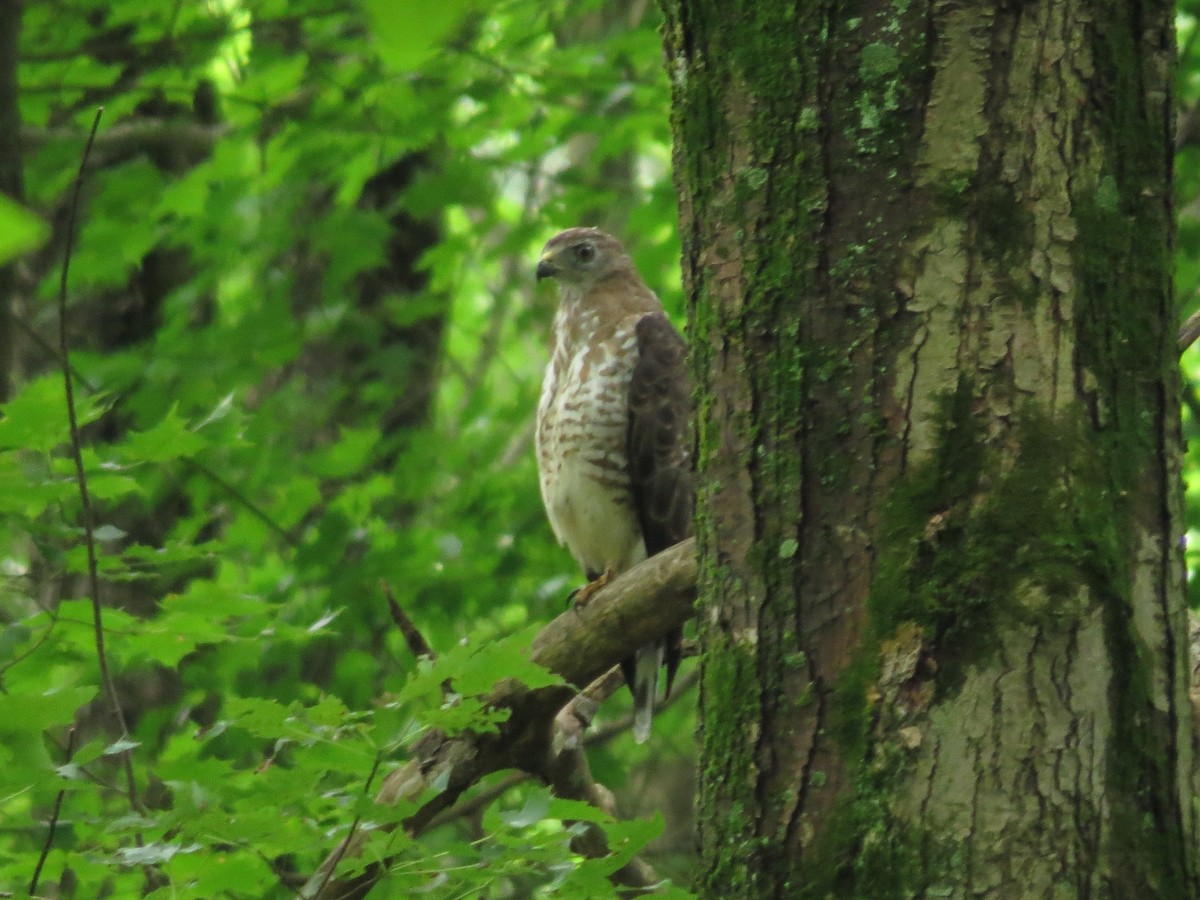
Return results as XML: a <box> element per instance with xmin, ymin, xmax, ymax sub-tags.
<box><xmin>29</xmin><ymin>728</ymin><xmax>76</xmax><ymax>895</ymax></box>
<box><xmin>302</xmin><ymin>537</ymin><xmax>698</xmax><ymax>898</ymax></box>
<box><xmin>544</xmin><ymin>669</ymin><xmax>661</xmax><ymax>892</ymax></box>
<box><xmin>58</xmin><ymin>109</ymin><xmax>142</xmax><ymax>817</ymax></box>
<box><xmin>584</xmin><ymin>666</ymin><xmax>699</xmax><ymax>748</ymax></box>
<box><xmin>1180</xmin><ymin>306</ymin><xmax>1200</xmax><ymax>354</ymax></box>
<box><xmin>383</xmin><ymin>581</ymin><xmax>436</xmax><ymax>659</ymax></box>
<box><xmin>527</xmin><ymin>537</ymin><xmax>697</xmax><ymax>686</ymax></box>
<box><xmin>23</xmin><ymin>120</ymin><xmax>227</xmax><ymax>168</ymax></box>
<box><xmin>423</xmin><ymin>666</ymin><xmax>699</xmax><ymax>834</ymax></box>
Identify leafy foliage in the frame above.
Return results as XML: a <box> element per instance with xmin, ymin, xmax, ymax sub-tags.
<box><xmin>0</xmin><ymin>0</ymin><xmax>694</xmax><ymax>896</ymax></box>
<box><xmin>8</xmin><ymin>1</ymin><xmax>1198</xmax><ymax>896</ymax></box>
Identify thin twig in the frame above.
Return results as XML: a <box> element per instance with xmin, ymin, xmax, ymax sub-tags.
<box><xmin>312</xmin><ymin>752</ymin><xmax>385</xmax><ymax>900</ymax></box>
<box><xmin>383</xmin><ymin>581</ymin><xmax>436</xmax><ymax>659</ymax></box>
<box><xmin>10</xmin><ymin>317</ymin><xmax>297</xmax><ymax>547</ymax></box>
<box><xmin>58</xmin><ymin>107</ymin><xmax>140</xmax><ymax>813</ymax></box>
<box><xmin>29</xmin><ymin>728</ymin><xmax>76</xmax><ymax>895</ymax></box>
<box><xmin>1180</xmin><ymin>307</ymin><xmax>1200</xmax><ymax>353</ymax></box>
<box><xmin>180</xmin><ymin>458</ymin><xmax>298</xmax><ymax>546</ymax></box>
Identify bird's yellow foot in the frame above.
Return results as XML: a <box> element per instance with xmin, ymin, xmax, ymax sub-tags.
<box><xmin>568</xmin><ymin>568</ymin><xmax>613</xmax><ymax>609</ymax></box>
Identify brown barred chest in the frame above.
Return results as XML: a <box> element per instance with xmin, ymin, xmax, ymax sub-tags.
<box><xmin>535</xmin><ymin>309</ymin><xmax>647</xmax><ymax>575</ymax></box>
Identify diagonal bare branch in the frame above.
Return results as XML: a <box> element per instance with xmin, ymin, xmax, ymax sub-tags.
<box><xmin>1180</xmin><ymin>306</ymin><xmax>1200</xmax><ymax>354</ymax></box>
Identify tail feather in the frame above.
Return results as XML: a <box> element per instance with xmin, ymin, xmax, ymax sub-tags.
<box><xmin>632</xmin><ymin>643</ymin><xmax>665</xmax><ymax>744</ymax></box>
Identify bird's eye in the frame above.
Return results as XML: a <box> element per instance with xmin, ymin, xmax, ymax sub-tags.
<box><xmin>575</xmin><ymin>243</ymin><xmax>595</xmax><ymax>263</ymax></box>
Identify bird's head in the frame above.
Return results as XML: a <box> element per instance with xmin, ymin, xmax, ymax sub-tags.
<box><xmin>536</xmin><ymin>228</ymin><xmax>632</xmax><ymax>288</ymax></box>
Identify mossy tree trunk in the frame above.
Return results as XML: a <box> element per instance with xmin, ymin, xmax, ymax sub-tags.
<box><xmin>661</xmin><ymin>1</ymin><xmax>1197</xmax><ymax>895</ymax></box>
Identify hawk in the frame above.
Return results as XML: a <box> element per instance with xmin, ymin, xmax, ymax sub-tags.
<box><xmin>534</xmin><ymin>227</ymin><xmax>693</xmax><ymax>743</ymax></box>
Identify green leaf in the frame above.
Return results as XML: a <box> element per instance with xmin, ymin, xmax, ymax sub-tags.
<box><xmin>0</xmin><ymin>374</ymin><xmax>111</xmax><ymax>453</ymax></box>
<box><xmin>396</xmin><ymin>624</ymin><xmax>563</xmax><ymax>713</ymax></box>
<box><xmin>154</xmin><ymin>845</ymin><xmax>275</xmax><ymax>896</ymax></box>
<box><xmin>308</xmin><ymin>426</ymin><xmax>378</xmax><ymax>478</ymax></box>
<box><xmin>93</xmin><ymin>523</ymin><xmax>127</xmax><ymax>541</ymax></box>
<box><xmin>0</xmin><ymin>194</ymin><xmax>49</xmax><ymax>263</ymax></box>
<box><xmin>452</xmin><ymin>624</ymin><xmax>565</xmax><ymax>695</ymax></box>
<box><xmin>0</xmin><ymin>685</ymin><xmax>97</xmax><ymax>735</ymax></box>
<box><xmin>222</xmin><ymin>696</ymin><xmax>294</xmax><ymax>739</ymax></box>
<box><xmin>502</xmin><ymin>791</ymin><xmax>551</xmax><ymax>828</ymax></box>
<box><xmin>365</xmin><ymin>0</ymin><xmax>473</xmax><ymax>70</ymax></box>
<box><xmin>121</xmin><ymin>405</ymin><xmax>208</xmax><ymax>463</ymax></box>
<box><xmin>545</xmin><ymin>797</ymin><xmax>614</xmax><ymax>825</ymax></box>
<box><xmin>0</xmin><ymin>455</ymin><xmax>76</xmax><ymax>514</ymax></box>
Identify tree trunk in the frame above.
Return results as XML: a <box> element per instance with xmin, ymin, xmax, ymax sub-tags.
<box><xmin>661</xmin><ymin>1</ymin><xmax>1197</xmax><ymax>895</ymax></box>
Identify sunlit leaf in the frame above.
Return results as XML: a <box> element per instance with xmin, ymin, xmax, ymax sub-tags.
<box><xmin>0</xmin><ymin>195</ymin><xmax>49</xmax><ymax>263</ymax></box>
<box><xmin>365</xmin><ymin>0</ymin><xmax>473</xmax><ymax>71</ymax></box>
<box><xmin>0</xmin><ymin>686</ymin><xmax>97</xmax><ymax>735</ymax></box>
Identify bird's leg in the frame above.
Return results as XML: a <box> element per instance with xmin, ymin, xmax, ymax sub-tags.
<box><xmin>569</xmin><ymin>566</ymin><xmax>613</xmax><ymax>609</ymax></box>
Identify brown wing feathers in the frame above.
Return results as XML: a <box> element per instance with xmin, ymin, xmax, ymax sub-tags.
<box><xmin>625</xmin><ymin>311</ymin><xmax>693</xmax><ymax>697</ymax></box>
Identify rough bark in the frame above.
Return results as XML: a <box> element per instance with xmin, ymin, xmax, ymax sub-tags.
<box><xmin>661</xmin><ymin>1</ymin><xmax>1196</xmax><ymax>896</ymax></box>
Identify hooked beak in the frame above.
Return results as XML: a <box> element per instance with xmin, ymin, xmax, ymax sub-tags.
<box><xmin>536</xmin><ymin>255</ymin><xmax>557</xmax><ymax>281</ymax></box>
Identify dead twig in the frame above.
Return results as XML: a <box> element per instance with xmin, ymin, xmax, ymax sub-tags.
<box><xmin>383</xmin><ymin>580</ymin><xmax>436</xmax><ymax>659</ymax></box>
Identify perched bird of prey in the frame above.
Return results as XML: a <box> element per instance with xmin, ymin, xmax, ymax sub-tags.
<box><xmin>534</xmin><ymin>227</ymin><xmax>693</xmax><ymax>743</ymax></box>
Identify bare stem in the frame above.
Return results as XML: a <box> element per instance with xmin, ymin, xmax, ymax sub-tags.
<box><xmin>57</xmin><ymin>107</ymin><xmax>141</xmax><ymax>813</ymax></box>
<box><xmin>29</xmin><ymin>728</ymin><xmax>76</xmax><ymax>895</ymax></box>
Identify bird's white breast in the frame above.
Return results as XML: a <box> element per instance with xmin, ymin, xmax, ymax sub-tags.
<box><xmin>536</xmin><ymin>311</ymin><xmax>647</xmax><ymax>577</ymax></box>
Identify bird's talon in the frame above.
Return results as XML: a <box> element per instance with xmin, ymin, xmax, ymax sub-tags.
<box><xmin>571</xmin><ymin>569</ymin><xmax>612</xmax><ymax>609</ymax></box>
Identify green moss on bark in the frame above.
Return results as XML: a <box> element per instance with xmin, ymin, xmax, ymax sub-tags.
<box><xmin>1070</xmin><ymin>4</ymin><xmax>1192</xmax><ymax>893</ymax></box>
<box><xmin>695</xmin><ymin>634</ymin><xmax>771</xmax><ymax>894</ymax></box>
<box><xmin>797</xmin><ymin>755</ymin><xmax>958</xmax><ymax>900</ymax></box>
<box><xmin>815</xmin><ymin>385</ymin><xmax>1118</xmax><ymax>893</ymax></box>
<box><xmin>867</xmin><ymin>381</ymin><xmax>1101</xmax><ymax>676</ymax></box>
